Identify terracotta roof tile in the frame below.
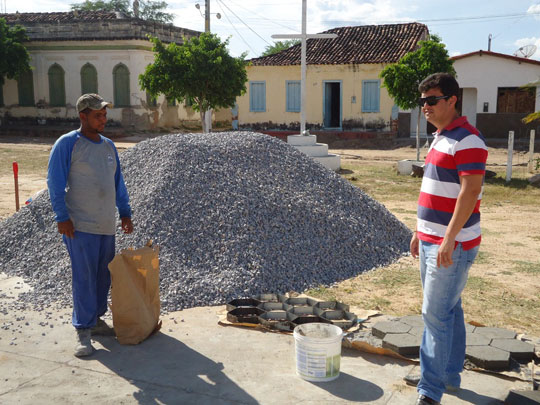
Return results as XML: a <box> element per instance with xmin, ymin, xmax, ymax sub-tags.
<box><xmin>250</xmin><ymin>22</ymin><xmax>428</xmax><ymax>66</ymax></box>
<box><xmin>0</xmin><ymin>11</ymin><xmax>122</xmax><ymax>23</ymax></box>
<box><xmin>0</xmin><ymin>11</ymin><xmax>200</xmax><ymax>43</ymax></box>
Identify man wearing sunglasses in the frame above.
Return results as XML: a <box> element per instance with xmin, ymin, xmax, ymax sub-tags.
<box><xmin>408</xmin><ymin>73</ymin><xmax>488</xmax><ymax>405</ymax></box>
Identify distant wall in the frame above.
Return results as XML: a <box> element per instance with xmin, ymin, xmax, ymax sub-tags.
<box><xmin>476</xmin><ymin>113</ymin><xmax>539</xmax><ymax>139</ymax></box>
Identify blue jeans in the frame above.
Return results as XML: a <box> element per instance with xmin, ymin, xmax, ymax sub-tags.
<box><xmin>417</xmin><ymin>240</ymin><xmax>479</xmax><ymax>402</ymax></box>
<box><xmin>63</xmin><ymin>231</ymin><xmax>115</xmax><ymax>329</ymax></box>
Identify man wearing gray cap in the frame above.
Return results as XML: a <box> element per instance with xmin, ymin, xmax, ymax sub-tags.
<box><xmin>47</xmin><ymin>93</ymin><xmax>133</xmax><ymax>357</ymax></box>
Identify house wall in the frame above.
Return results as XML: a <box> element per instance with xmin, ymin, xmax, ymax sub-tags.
<box><xmin>453</xmin><ymin>53</ymin><xmax>540</xmax><ymax>114</ymax></box>
<box><xmin>0</xmin><ymin>39</ymin><xmax>228</xmax><ymax>130</ymax></box>
<box><xmin>237</xmin><ymin>64</ymin><xmax>394</xmax><ymax>129</ymax></box>
<box><xmin>408</xmin><ymin>54</ymin><xmax>540</xmax><ymax>138</ymax></box>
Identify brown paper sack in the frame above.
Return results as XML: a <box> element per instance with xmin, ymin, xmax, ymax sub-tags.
<box><xmin>108</xmin><ymin>241</ymin><xmax>161</xmax><ymax>345</ymax></box>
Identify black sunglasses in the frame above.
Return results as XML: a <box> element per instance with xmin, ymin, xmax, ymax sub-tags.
<box><xmin>418</xmin><ymin>95</ymin><xmax>450</xmax><ymax>107</ymax></box>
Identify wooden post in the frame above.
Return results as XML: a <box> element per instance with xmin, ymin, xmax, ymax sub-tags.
<box><xmin>13</xmin><ymin>162</ymin><xmax>20</xmax><ymax>212</ymax></box>
<box><xmin>528</xmin><ymin>129</ymin><xmax>536</xmax><ymax>173</ymax></box>
<box><xmin>506</xmin><ymin>131</ymin><xmax>514</xmax><ymax>183</ymax></box>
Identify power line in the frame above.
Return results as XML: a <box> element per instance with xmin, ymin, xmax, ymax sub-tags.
<box><xmin>225</xmin><ymin>0</ymin><xmax>299</xmax><ymax>32</ymax></box>
<box><xmin>217</xmin><ymin>0</ymin><xmax>272</xmax><ymax>46</ymax></box>
<box><xmin>216</xmin><ymin>0</ymin><xmax>258</xmax><ymax>55</ymax></box>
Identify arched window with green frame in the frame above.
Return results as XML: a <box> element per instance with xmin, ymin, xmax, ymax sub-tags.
<box><xmin>113</xmin><ymin>63</ymin><xmax>130</xmax><ymax>107</ymax></box>
<box><xmin>48</xmin><ymin>63</ymin><xmax>66</xmax><ymax>107</ymax></box>
<box><xmin>17</xmin><ymin>69</ymin><xmax>35</xmax><ymax>107</ymax></box>
<box><xmin>80</xmin><ymin>63</ymin><xmax>98</xmax><ymax>94</ymax></box>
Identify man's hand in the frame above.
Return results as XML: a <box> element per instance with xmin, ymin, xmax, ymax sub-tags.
<box><xmin>121</xmin><ymin>217</ymin><xmax>133</xmax><ymax>234</ymax></box>
<box><xmin>57</xmin><ymin>219</ymin><xmax>75</xmax><ymax>238</ymax></box>
<box><xmin>437</xmin><ymin>237</ymin><xmax>455</xmax><ymax>268</ymax></box>
<box><xmin>410</xmin><ymin>231</ymin><xmax>419</xmax><ymax>259</ymax></box>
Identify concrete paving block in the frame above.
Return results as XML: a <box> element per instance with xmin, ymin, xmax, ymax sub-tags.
<box><xmin>382</xmin><ymin>333</ymin><xmax>422</xmax><ymax>356</ymax></box>
<box><xmin>408</xmin><ymin>326</ymin><xmax>424</xmax><ymax>337</ymax></box>
<box><xmin>466</xmin><ymin>345</ymin><xmax>510</xmax><ymax>370</ymax></box>
<box><xmin>473</xmin><ymin>326</ymin><xmax>516</xmax><ymax>339</ymax></box>
<box><xmin>399</xmin><ymin>315</ymin><xmax>424</xmax><ymax>327</ymax></box>
<box><xmin>465</xmin><ymin>323</ymin><xmax>476</xmax><ymax>333</ymax></box>
<box><xmin>372</xmin><ymin>321</ymin><xmax>411</xmax><ymax>339</ymax></box>
<box><xmin>490</xmin><ymin>338</ymin><xmax>536</xmax><ymax>362</ymax></box>
<box><xmin>504</xmin><ymin>389</ymin><xmax>540</xmax><ymax>405</ymax></box>
<box><xmin>466</xmin><ymin>333</ymin><xmax>491</xmax><ymax>346</ymax></box>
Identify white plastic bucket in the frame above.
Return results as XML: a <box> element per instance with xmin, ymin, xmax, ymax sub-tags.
<box><xmin>293</xmin><ymin>322</ymin><xmax>343</xmax><ymax>382</ymax></box>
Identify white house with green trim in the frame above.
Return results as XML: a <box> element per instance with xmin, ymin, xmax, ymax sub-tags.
<box><xmin>0</xmin><ymin>11</ymin><xmax>220</xmax><ymax>130</ymax></box>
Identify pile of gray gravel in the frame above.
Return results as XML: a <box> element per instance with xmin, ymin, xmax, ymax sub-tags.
<box><xmin>0</xmin><ymin>132</ymin><xmax>411</xmax><ymax>313</ymax></box>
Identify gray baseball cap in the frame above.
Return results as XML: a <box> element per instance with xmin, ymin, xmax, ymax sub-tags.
<box><xmin>76</xmin><ymin>93</ymin><xmax>113</xmax><ymax>113</ymax></box>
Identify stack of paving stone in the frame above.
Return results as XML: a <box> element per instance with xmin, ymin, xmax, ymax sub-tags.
<box><xmin>365</xmin><ymin>315</ymin><xmax>538</xmax><ymax>371</ymax></box>
<box><xmin>225</xmin><ymin>293</ymin><xmax>357</xmax><ymax>332</ymax></box>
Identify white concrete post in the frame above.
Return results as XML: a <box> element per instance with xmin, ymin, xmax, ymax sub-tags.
<box><xmin>528</xmin><ymin>129</ymin><xmax>536</xmax><ymax>173</ymax></box>
<box><xmin>506</xmin><ymin>131</ymin><xmax>514</xmax><ymax>183</ymax></box>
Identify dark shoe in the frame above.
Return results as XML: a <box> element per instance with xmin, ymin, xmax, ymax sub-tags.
<box><xmin>404</xmin><ymin>373</ymin><xmax>420</xmax><ymax>387</ymax></box>
<box><xmin>405</xmin><ymin>374</ymin><xmax>459</xmax><ymax>392</ymax></box>
<box><xmin>74</xmin><ymin>328</ymin><xmax>93</xmax><ymax>357</ymax></box>
<box><xmin>415</xmin><ymin>394</ymin><xmax>440</xmax><ymax>405</ymax></box>
<box><xmin>91</xmin><ymin>318</ymin><xmax>115</xmax><ymax>336</ymax></box>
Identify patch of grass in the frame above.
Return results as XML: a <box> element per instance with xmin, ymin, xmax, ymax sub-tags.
<box><xmin>341</xmin><ymin>163</ymin><xmax>420</xmax><ymax>202</ymax></box>
<box><xmin>508</xmin><ymin>242</ymin><xmax>526</xmax><ymax>247</ymax></box>
<box><xmin>482</xmin><ymin>176</ymin><xmax>540</xmax><ymax>208</ymax></box>
<box><xmin>474</xmin><ymin>251</ymin><xmax>491</xmax><ymax>264</ymax></box>
<box><xmin>357</xmin><ymin>296</ymin><xmax>392</xmax><ymax>311</ymax></box>
<box><xmin>466</xmin><ymin>276</ymin><xmax>493</xmax><ymax>291</ymax></box>
<box><xmin>305</xmin><ymin>286</ymin><xmax>337</xmax><ymax>302</ymax></box>
<box><xmin>500</xmin><ymin>271</ymin><xmax>513</xmax><ymax>276</ymax></box>
<box><xmin>391</xmin><ymin>208</ymin><xmax>417</xmax><ymax>215</ymax></box>
<box><xmin>512</xmin><ymin>260</ymin><xmax>540</xmax><ymax>274</ymax></box>
<box><xmin>0</xmin><ymin>145</ymin><xmax>51</xmax><ymax>177</ymax></box>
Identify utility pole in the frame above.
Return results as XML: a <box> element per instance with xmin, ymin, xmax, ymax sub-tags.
<box><xmin>204</xmin><ymin>0</ymin><xmax>212</xmax><ymax>132</ymax></box>
<box><xmin>205</xmin><ymin>0</ymin><xmax>210</xmax><ymax>32</ymax></box>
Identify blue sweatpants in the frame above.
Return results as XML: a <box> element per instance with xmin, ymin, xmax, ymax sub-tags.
<box><xmin>63</xmin><ymin>231</ymin><xmax>115</xmax><ymax>329</ymax></box>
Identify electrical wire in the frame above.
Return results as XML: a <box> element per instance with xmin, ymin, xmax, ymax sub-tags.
<box><xmin>225</xmin><ymin>0</ymin><xmax>299</xmax><ymax>32</ymax></box>
<box><xmin>216</xmin><ymin>0</ymin><xmax>258</xmax><ymax>55</ymax></box>
<box><xmin>217</xmin><ymin>0</ymin><xmax>272</xmax><ymax>46</ymax></box>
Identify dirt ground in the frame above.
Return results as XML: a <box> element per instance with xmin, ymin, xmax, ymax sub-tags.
<box><xmin>1</xmin><ymin>136</ymin><xmax>539</xmax><ymax>335</ymax></box>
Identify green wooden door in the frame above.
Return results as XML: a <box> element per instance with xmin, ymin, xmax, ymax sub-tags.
<box><xmin>17</xmin><ymin>70</ymin><xmax>35</xmax><ymax>107</ymax></box>
<box><xmin>113</xmin><ymin>64</ymin><xmax>130</xmax><ymax>107</ymax></box>
<box><xmin>81</xmin><ymin>63</ymin><xmax>98</xmax><ymax>94</ymax></box>
<box><xmin>48</xmin><ymin>64</ymin><xmax>66</xmax><ymax>107</ymax></box>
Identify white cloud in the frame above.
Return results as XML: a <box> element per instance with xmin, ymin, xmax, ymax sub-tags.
<box><xmin>450</xmin><ymin>51</ymin><xmax>462</xmax><ymax>57</ymax></box>
<box><xmin>8</xmin><ymin>0</ymin><xmax>70</xmax><ymax>13</ymax></box>
<box><xmin>311</xmin><ymin>0</ymin><xmax>417</xmax><ymax>32</ymax></box>
<box><xmin>527</xmin><ymin>3</ymin><xmax>540</xmax><ymax>20</ymax></box>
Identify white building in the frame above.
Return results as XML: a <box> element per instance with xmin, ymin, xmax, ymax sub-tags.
<box><xmin>407</xmin><ymin>50</ymin><xmax>540</xmax><ymax>139</ymax></box>
<box><xmin>0</xmin><ymin>11</ymin><xmax>228</xmax><ymax>130</ymax></box>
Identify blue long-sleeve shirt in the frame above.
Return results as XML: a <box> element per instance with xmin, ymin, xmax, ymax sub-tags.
<box><xmin>47</xmin><ymin>130</ymin><xmax>131</xmax><ymax>235</ymax></box>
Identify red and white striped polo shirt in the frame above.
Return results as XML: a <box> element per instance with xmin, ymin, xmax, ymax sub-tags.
<box><xmin>417</xmin><ymin>116</ymin><xmax>488</xmax><ymax>250</ymax></box>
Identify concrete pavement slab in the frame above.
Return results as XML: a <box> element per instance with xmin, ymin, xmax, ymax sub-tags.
<box><xmin>0</xmin><ymin>281</ymin><xmax>533</xmax><ymax>404</ymax></box>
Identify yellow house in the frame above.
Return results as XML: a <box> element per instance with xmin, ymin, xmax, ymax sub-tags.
<box><xmin>237</xmin><ymin>23</ymin><xmax>428</xmax><ymax>131</ymax></box>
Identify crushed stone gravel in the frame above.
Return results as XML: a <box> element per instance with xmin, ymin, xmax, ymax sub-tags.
<box><xmin>0</xmin><ymin>132</ymin><xmax>411</xmax><ymax>313</ymax></box>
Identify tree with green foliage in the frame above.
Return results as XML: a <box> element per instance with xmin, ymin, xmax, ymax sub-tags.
<box><xmin>261</xmin><ymin>40</ymin><xmax>300</xmax><ymax>57</ymax></box>
<box><xmin>0</xmin><ymin>18</ymin><xmax>31</xmax><ymax>87</ymax></box>
<box><xmin>71</xmin><ymin>0</ymin><xmax>174</xmax><ymax>23</ymax></box>
<box><xmin>522</xmin><ymin>79</ymin><xmax>540</xmax><ymax>124</ymax></box>
<box><xmin>140</xmin><ymin>32</ymin><xmax>248</xmax><ymax>132</ymax></box>
<box><xmin>380</xmin><ymin>35</ymin><xmax>455</xmax><ymax>161</ymax></box>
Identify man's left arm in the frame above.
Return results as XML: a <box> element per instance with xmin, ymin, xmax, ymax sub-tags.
<box><xmin>111</xmin><ymin>142</ymin><xmax>133</xmax><ymax>234</ymax></box>
<box><xmin>438</xmin><ymin>174</ymin><xmax>483</xmax><ymax>267</ymax></box>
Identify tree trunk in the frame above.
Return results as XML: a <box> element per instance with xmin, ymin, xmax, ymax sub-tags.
<box><xmin>416</xmin><ymin>108</ymin><xmax>421</xmax><ymax>162</ymax></box>
<box><xmin>205</xmin><ymin>110</ymin><xmax>212</xmax><ymax>133</ymax></box>
<box><xmin>200</xmin><ymin>110</ymin><xmax>207</xmax><ymax>133</ymax></box>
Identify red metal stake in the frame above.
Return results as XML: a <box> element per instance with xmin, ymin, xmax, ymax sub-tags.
<box><xmin>13</xmin><ymin>162</ymin><xmax>20</xmax><ymax>212</ymax></box>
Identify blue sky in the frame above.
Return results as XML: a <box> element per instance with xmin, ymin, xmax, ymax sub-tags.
<box><xmin>5</xmin><ymin>0</ymin><xmax>540</xmax><ymax>60</ymax></box>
